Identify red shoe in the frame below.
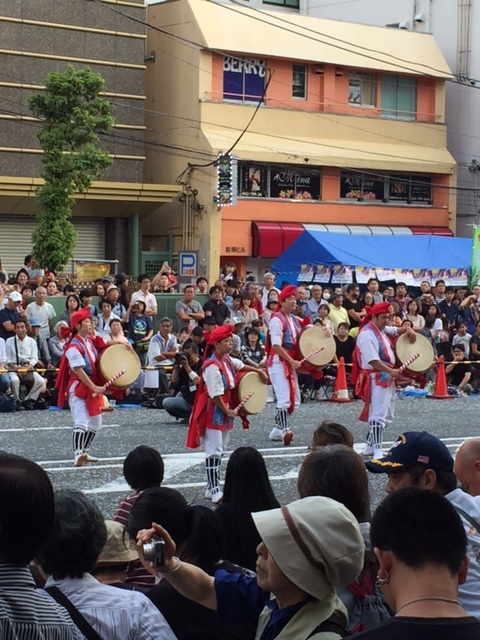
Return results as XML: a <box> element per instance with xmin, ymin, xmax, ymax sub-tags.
<box><xmin>282</xmin><ymin>430</ymin><xmax>294</xmax><ymax>446</ymax></box>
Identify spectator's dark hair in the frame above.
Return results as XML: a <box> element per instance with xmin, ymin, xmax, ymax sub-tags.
<box><xmin>337</xmin><ymin>322</ymin><xmax>349</xmax><ymax>330</ymax></box>
<box><xmin>346</xmin><ymin>283</ymin><xmax>359</xmax><ymax>293</ymax></box>
<box><xmin>310</xmin><ymin>420</ymin><xmax>354</xmax><ymax>448</ymax></box>
<box><xmin>0</xmin><ymin>452</ymin><xmax>54</xmax><ymax>564</ymax></box>
<box><xmin>456</xmin><ymin>322</ymin><xmax>467</xmax><ymax>330</ymax></box>
<box><xmin>63</xmin><ymin>284</ymin><xmax>75</xmax><ymax>295</ymax></box>
<box><xmin>403</xmin><ymin>464</ymin><xmax>458</xmax><ymax>495</ymax></box>
<box><xmin>16</xmin><ymin>268</ymin><xmax>29</xmax><ymax>280</ymax></box>
<box><xmin>366</xmin><ymin>277</ymin><xmax>379</xmax><ymax>286</ymax></box>
<box><xmin>209</xmin><ymin>285</ymin><xmax>222</xmax><ymax>295</ymax></box>
<box><xmin>183</xmin><ymin>284</ymin><xmax>195</xmax><ymax>293</ymax></box>
<box><xmin>222</xmin><ymin>447</ymin><xmax>279</xmax><ymax>512</ymax></box>
<box><xmin>37</xmin><ymin>489</ymin><xmax>107</xmax><ymax>579</ymax></box>
<box><xmin>396</xmin><ymin>282</ymin><xmax>407</xmax><ymax>289</ymax></box>
<box><xmin>370</xmin><ymin>488</ymin><xmax>466</xmax><ymax>574</ymax></box>
<box><xmin>123</xmin><ymin>445</ymin><xmax>164</xmax><ymax>491</ymax></box>
<box><xmin>79</xmin><ymin>288</ymin><xmax>92</xmax><ymax>299</ymax></box>
<box><xmin>24</xmin><ymin>254</ymin><xmax>32</xmax><ymax>265</ymax></box>
<box><xmin>240</xmin><ymin>293</ymin><xmax>253</xmax><ymax>303</ymax></box>
<box><xmin>65</xmin><ymin>294</ymin><xmax>80</xmax><ymax>310</ymax></box>
<box><xmin>424</xmin><ymin>316</ymin><xmax>436</xmax><ymax>329</ymax></box>
<box><xmin>246</xmin><ymin>327</ymin><xmax>261</xmax><ymax>340</ymax></box>
<box><xmin>7</xmin><ymin>278</ymin><xmax>19</xmax><ymax>286</ymax></box>
<box><xmin>183</xmin><ymin>341</ymin><xmax>199</xmax><ymax>354</ymax></box>
<box><xmin>126</xmin><ymin>487</ymin><xmax>222</xmax><ymax>571</ymax></box>
<box><xmin>196</xmin><ymin>277</ymin><xmax>208</xmax><ymax>285</ymax></box>
<box><xmin>445</xmin><ymin>286</ymin><xmax>454</xmax><ymax>294</ymax></box>
<box><xmin>109</xmin><ymin>318</ymin><xmax>123</xmax><ymax>329</ymax></box>
<box><xmin>435</xmin><ymin>279</ymin><xmax>445</xmax><ymax>287</ymax></box>
<box><xmin>452</xmin><ymin>343</ymin><xmax>465</xmax><ymax>353</ymax></box>
<box><xmin>298</xmin><ymin>445</ymin><xmax>370</xmax><ymax>522</ymax></box>
<box><xmin>14</xmin><ymin>318</ymin><xmax>27</xmax><ymax>327</ymax></box>
<box><xmin>20</xmin><ymin>285</ymin><xmax>33</xmax><ymax>295</ymax></box>
<box><xmin>137</xmin><ymin>273</ymin><xmax>149</xmax><ymax>283</ymax></box>
<box><xmin>100</xmin><ymin>297</ymin><xmax>112</xmax><ymax>308</ymax></box>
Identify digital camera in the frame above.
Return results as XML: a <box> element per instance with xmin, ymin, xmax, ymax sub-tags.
<box><xmin>142</xmin><ymin>535</ymin><xmax>165</xmax><ymax>570</ymax></box>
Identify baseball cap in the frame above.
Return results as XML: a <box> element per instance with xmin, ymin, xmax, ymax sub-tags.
<box><xmin>96</xmin><ymin>520</ymin><xmax>138</xmax><ymax>566</ymax></box>
<box><xmin>29</xmin><ymin>318</ymin><xmax>41</xmax><ymax>328</ymax></box>
<box><xmin>103</xmin><ymin>275</ymin><xmax>114</xmax><ymax>283</ymax></box>
<box><xmin>8</xmin><ymin>291</ymin><xmax>22</xmax><ymax>302</ymax></box>
<box><xmin>366</xmin><ymin>431</ymin><xmax>454</xmax><ymax>474</ymax></box>
<box><xmin>231</xmin><ymin>316</ymin><xmax>245</xmax><ymax>325</ymax></box>
<box><xmin>252</xmin><ymin>496</ymin><xmax>364</xmax><ymax>600</ymax></box>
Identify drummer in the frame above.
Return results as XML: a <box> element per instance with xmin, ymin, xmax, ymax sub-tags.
<box><xmin>55</xmin><ymin>307</ymin><xmax>108</xmax><ymax>467</ymax></box>
<box><xmin>353</xmin><ymin>302</ymin><xmax>416</xmax><ymax>459</ymax></box>
<box><xmin>266</xmin><ymin>285</ymin><xmax>304</xmax><ymax>446</ymax></box>
<box><xmin>186</xmin><ymin>324</ymin><xmax>268</xmax><ymax>504</ymax></box>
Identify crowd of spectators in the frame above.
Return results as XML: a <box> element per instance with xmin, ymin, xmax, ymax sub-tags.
<box><xmin>4</xmin><ymin>426</ymin><xmax>480</xmax><ymax>639</ymax></box>
<box><xmin>1</xmin><ymin>255</ymin><xmax>480</xmax><ymax>410</ymax></box>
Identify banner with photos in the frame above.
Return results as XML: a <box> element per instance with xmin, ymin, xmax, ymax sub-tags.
<box><xmin>313</xmin><ymin>265</ymin><xmax>332</xmax><ymax>283</ymax></box>
<box><xmin>375</xmin><ymin>268</ymin><xmax>396</xmax><ymax>282</ymax></box>
<box><xmin>297</xmin><ymin>264</ymin><xmax>315</xmax><ymax>282</ymax></box>
<box><xmin>355</xmin><ymin>267</ymin><xmax>377</xmax><ymax>284</ymax></box>
<box><xmin>331</xmin><ymin>265</ymin><xmax>353</xmax><ymax>284</ymax></box>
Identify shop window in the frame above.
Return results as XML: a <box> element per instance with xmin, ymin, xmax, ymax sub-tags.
<box><xmin>340</xmin><ymin>170</ymin><xmax>385</xmax><ymax>201</ymax></box>
<box><xmin>389</xmin><ymin>175</ymin><xmax>432</xmax><ymax>204</ymax></box>
<box><xmin>263</xmin><ymin>0</ymin><xmax>299</xmax><ymax>8</ymax></box>
<box><xmin>223</xmin><ymin>56</ymin><xmax>266</xmax><ymax>102</ymax></box>
<box><xmin>340</xmin><ymin>170</ymin><xmax>432</xmax><ymax>204</ymax></box>
<box><xmin>381</xmin><ymin>75</ymin><xmax>416</xmax><ymax>120</ymax></box>
<box><xmin>292</xmin><ymin>64</ymin><xmax>307</xmax><ymax>99</ymax></box>
<box><xmin>348</xmin><ymin>72</ymin><xmax>376</xmax><ymax>106</ymax></box>
<box><xmin>238</xmin><ymin>162</ymin><xmax>321</xmax><ymax>200</ymax></box>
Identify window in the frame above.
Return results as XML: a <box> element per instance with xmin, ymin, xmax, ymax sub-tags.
<box><xmin>292</xmin><ymin>64</ymin><xmax>307</xmax><ymax>99</ymax></box>
<box><xmin>381</xmin><ymin>75</ymin><xmax>416</xmax><ymax>120</ymax></box>
<box><xmin>223</xmin><ymin>56</ymin><xmax>266</xmax><ymax>102</ymax></box>
<box><xmin>340</xmin><ymin>171</ymin><xmax>432</xmax><ymax>204</ymax></box>
<box><xmin>348</xmin><ymin>72</ymin><xmax>376</xmax><ymax>106</ymax></box>
<box><xmin>238</xmin><ymin>163</ymin><xmax>321</xmax><ymax>200</ymax></box>
<box><xmin>264</xmin><ymin>0</ymin><xmax>299</xmax><ymax>8</ymax></box>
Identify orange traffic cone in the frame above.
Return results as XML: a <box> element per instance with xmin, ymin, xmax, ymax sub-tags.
<box><xmin>331</xmin><ymin>357</ymin><xmax>354</xmax><ymax>403</ymax></box>
<box><xmin>427</xmin><ymin>355</ymin><xmax>453</xmax><ymax>400</ymax></box>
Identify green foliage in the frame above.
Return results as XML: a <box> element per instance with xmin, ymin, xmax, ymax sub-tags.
<box><xmin>28</xmin><ymin>65</ymin><xmax>115</xmax><ymax>272</ymax></box>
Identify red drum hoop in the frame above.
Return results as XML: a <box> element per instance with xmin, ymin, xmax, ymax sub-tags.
<box><xmin>98</xmin><ymin>344</ymin><xmax>141</xmax><ymax>389</ymax></box>
<box><xmin>233</xmin><ymin>370</ymin><xmax>268</xmax><ymax>415</ymax></box>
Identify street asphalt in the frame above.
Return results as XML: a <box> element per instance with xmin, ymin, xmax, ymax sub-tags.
<box><xmin>0</xmin><ymin>394</ymin><xmax>478</xmax><ymax>518</ymax></box>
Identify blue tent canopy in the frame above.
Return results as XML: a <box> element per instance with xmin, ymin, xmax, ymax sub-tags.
<box><xmin>271</xmin><ymin>230</ymin><xmax>472</xmax><ymax>273</ymax></box>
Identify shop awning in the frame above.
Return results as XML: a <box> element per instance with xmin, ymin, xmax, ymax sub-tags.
<box><xmin>201</xmin><ymin>127</ymin><xmax>456</xmax><ymax>173</ymax></box>
<box><xmin>252</xmin><ymin>222</ymin><xmax>453</xmax><ymax>258</ymax></box>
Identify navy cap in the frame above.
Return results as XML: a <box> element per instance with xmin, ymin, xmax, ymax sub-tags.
<box><xmin>366</xmin><ymin>431</ymin><xmax>454</xmax><ymax>474</ymax></box>
<box><xmin>203</xmin><ymin>317</ymin><xmax>217</xmax><ymax>326</ymax></box>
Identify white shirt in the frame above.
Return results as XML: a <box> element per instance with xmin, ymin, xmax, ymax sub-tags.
<box><xmin>26</xmin><ymin>301</ymin><xmax>56</xmax><ymax>338</ymax></box>
<box><xmin>97</xmin><ymin>312</ymin><xmax>121</xmax><ymax>338</ymax></box>
<box><xmin>0</xmin><ymin>337</ymin><xmax>6</xmax><ymax>365</ymax></box>
<box><xmin>446</xmin><ymin>488</ymin><xmax>480</xmax><ymax>618</ymax></box>
<box><xmin>356</xmin><ymin>325</ymin><xmax>397</xmax><ymax>370</ymax></box>
<box><xmin>203</xmin><ymin>356</ymin><xmax>244</xmax><ymax>398</ymax></box>
<box><xmin>147</xmin><ymin>332</ymin><xmax>178</xmax><ymax>367</ymax></box>
<box><xmin>261</xmin><ymin>286</ymin><xmax>280</xmax><ymax>307</ymax></box>
<box><xmin>6</xmin><ymin>335</ymin><xmax>39</xmax><ymax>367</ymax></box>
<box><xmin>269</xmin><ymin>313</ymin><xmax>301</xmax><ymax>364</ymax></box>
<box><xmin>43</xmin><ymin>573</ymin><xmax>176</xmax><ymax>640</ymax></box>
<box><xmin>131</xmin><ymin>290</ymin><xmax>157</xmax><ymax>315</ymax></box>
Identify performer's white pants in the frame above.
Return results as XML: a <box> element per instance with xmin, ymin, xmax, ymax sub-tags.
<box><xmin>268</xmin><ymin>359</ymin><xmax>300</xmax><ymax>411</ymax></box>
<box><xmin>69</xmin><ymin>389</ymin><xmax>102</xmax><ymax>433</ymax></box>
<box><xmin>9</xmin><ymin>371</ymin><xmax>45</xmax><ymax>401</ymax></box>
<box><xmin>368</xmin><ymin>376</ymin><xmax>395</xmax><ymax>426</ymax></box>
<box><xmin>204</xmin><ymin>428</ymin><xmax>230</xmax><ymax>458</ymax></box>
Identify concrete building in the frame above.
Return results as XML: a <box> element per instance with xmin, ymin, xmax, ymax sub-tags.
<box><xmin>145</xmin><ymin>0</ymin><xmax>456</xmax><ymax>280</ymax></box>
<box><xmin>0</xmin><ymin>0</ymin><xmax>178</xmax><ymax>276</ymax></box>
<box><xmin>307</xmin><ymin>0</ymin><xmax>479</xmax><ymax>238</ymax></box>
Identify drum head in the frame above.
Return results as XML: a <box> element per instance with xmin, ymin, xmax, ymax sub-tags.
<box><xmin>99</xmin><ymin>344</ymin><xmax>141</xmax><ymax>388</ymax></box>
<box><xmin>237</xmin><ymin>371</ymin><xmax>268</xmax><ymax>415</ymax></box>
<box><xmin>395</xmin><ymin>333</ymin><xmax>434</xmax><ymax>373</ymax></box>
<box><xmin>298</xmin><ymin>326</ymin><xmax>335</xmax><ymax>366</ymax></box>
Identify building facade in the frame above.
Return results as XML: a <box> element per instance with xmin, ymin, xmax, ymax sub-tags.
<box><xmin>307</xmin><ymin>0</ymin><xmax>479</xmax><ymax>238</ymax></box>
<box><xmin>145</xmin><ymin>0</ymin><xmax>456</xmax><ymax>280</ymax></box>
<box><xmin>0</xmin><ymin>0</ymin><xmax>178</xmax><ymax>275</ymax></box>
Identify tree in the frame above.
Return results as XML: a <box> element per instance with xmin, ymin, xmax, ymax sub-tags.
<box><xmin>28</xmin><ymin>65</ymin><xmax>115</xmax><ymax>272</ymax></box>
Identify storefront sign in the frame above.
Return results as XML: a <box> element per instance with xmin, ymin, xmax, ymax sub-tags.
<box><xmin>270</xmin><ymin>167</ymin><xmax>320</xmax><ymax>200</ymax></box>
<box><xmin>340</xmin><ymin>171</ymin><xmax>385</xmax><ymax>201</ymax></box>
<box><xmin>216</xmin><ymin>154</ymin><xmax>238</xmax><ymax>207</ymax></box>
<box><xmin>223</xmin><ymin>56</ymin><xmax>266</xmax><ymax>101</ymax></box>
<box><xmin>239</xmin><ymin>165</ymin><xmax>268</xmax><ymax>197</ymax></box>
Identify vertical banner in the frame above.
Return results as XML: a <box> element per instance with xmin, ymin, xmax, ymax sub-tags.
<box><xmin>472</xmin><ymin>226</ymin><xmax>480</xmax><ymax>285</ymax></box>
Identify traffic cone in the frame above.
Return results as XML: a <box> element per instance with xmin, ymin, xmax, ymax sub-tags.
<box><xmin>331</xmin><ymin>357</ymin><xmax>354</xmax><ymax>403</ymax></box>
<box><xmin>427</xmin><ymin>355</ymin><xmax>453</xmax><ymax>400</ymax></box>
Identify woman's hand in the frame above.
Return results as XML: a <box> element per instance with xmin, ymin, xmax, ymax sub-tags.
<box><xmin>137</xmin><ymin>522</ymin><xmax>177</xmax><ymax>573</ymax></box>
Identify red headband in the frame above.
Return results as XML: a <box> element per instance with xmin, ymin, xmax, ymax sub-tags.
<box><xmin>278</xmin><ymin>285</ymin><xmax>297</xmax><ymax>303</ymax></box>
<box><xmin>208</xmin><ymin>324</ymin><xmax>234</xmax><ymax>345</ymax></box>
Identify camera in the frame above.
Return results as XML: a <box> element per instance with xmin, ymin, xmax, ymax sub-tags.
<box><xmin>175</xmin><ymin>352</ymin><xmax>188</xmax><ymax>365</ymax></box>
<box><xmin>142</xmin><ymin>535</ymin><xmax>165</xmax><ymax>569</ymax></box>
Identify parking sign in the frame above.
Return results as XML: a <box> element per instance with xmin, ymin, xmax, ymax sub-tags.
<box><xmin>179</xmin><ymin>252</ymin><xmax>197</xmax><ymax>278</ymax></box>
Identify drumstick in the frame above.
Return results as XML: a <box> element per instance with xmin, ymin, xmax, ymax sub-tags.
<box><xmin>92</xmin><ymin>369</ymin><xmax>126</xmax><ymax>397</ymax></box>
<box><xmin>299</xmin><ymin>347</ymin><xmax>324</xmax><ymax>365</ymax></box>
<box><xmin>398</xmin><ymin>353</ymin><xmax>420</xmax><ymax>374</ymax></box>
<box><xmin>233</xmin><ymin>391</ymin><xmax>255</xmax><ymax>414</ymax></box>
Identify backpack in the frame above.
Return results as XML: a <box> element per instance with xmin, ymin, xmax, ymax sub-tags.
<box><xmin>0</xmin><ymin>392</ymin><xmax>17</xmax><ymax>413</ymax></box>
<box><xmin>346</xmin><ymin>560</ymin><xmax>392</xmax><ymax>635</ymax></box>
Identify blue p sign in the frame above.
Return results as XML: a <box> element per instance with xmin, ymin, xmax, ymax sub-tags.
<box><xmin>180</xmin><ymin>252</ymin><xmax>197</xmax><ymax>277</ymax></box>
